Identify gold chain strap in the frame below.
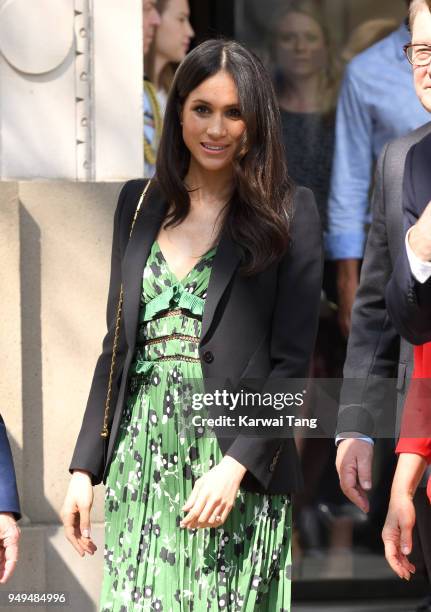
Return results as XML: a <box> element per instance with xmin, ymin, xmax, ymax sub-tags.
<box><xmin>100</xmin><ymin>180</ymin><xmax>152</xmax><ymax>438</ymax></box>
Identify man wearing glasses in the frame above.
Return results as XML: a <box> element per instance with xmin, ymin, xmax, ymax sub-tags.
<box><xmin>335</xmin><ymin>0</ymin><xmax>431</xmax><ymax>606</ymax></box>
<box><xmin>0</xmin><ymin>415</ymin><xmax>21</xmax><ymax>583</ymax></box>
<box><xmin>326</xmin><ymin>0</ymin><xmax>429</xmax><ymax>339</ymax></box>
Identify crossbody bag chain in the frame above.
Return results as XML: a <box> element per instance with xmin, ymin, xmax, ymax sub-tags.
<box><xmin>100</xmin><ymin>180</ymin><xmax>152</xmax><ymax>438</ymax></box>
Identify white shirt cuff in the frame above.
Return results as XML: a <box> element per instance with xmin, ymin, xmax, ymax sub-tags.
<box><xmin>335</xmin><ymin>434</ymin><xmax>374</xmax><ymax>447</ymax></box>
<box><xmin>405</xmin><ymin>227</ymin><xmax>431</xmax><ymax>284</ymax></box>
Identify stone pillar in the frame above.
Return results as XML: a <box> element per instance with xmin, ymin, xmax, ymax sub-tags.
<box><xmin>0</xmin><ymin>0</ymin><xmax>143</xmax><ymax>180</ymax></box>
<box><xmin>0</xmin><ymin>181</ymin><xmax>127</xmax><ymax>611</ymax></box>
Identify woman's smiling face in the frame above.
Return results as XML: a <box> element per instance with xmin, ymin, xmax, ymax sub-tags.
<box><xmin>181</xmin><ymin>70</ymin><xmax>247</xmax><ymax>174</ymax></box>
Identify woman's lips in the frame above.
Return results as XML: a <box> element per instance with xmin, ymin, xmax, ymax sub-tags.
<box><xmin>200</xmin><ymin>143</ymin><xmax>230</xmax><ymax>154</ymax></box>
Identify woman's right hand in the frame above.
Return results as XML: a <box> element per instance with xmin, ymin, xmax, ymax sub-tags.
<box><xmin>61</xmin><ymin>470</ymin><xmax>97</xmax><ymax>557</ymax></box>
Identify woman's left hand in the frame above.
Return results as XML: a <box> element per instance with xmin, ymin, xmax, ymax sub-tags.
<box><xmin>382</xmin><ymin>492</ymin><xmax>416</xmax><ymax>580</ymax></box>
<box><xmin>181</xmin><ymin>456</ymin><xmax>247</xmax><ymax>529</ymax></box>
<box><xmin>381</xmin><ymin>453</ymin><xmax>427</xmax><ymax>579</ymax></box>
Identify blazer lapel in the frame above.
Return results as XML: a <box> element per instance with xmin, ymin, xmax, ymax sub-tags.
<box><xmin>120</xmin><ymin>182</ymin><xmax>242</xmax><ymax>350</ymax></box>
<box><xmin>201</xmin><ymin>229</ymin><xmax>241</xmax><ymax>344</ymax></box>
<box><xmin>121</xmin><ymin>184</ymin><xmax>167</xmax><ymax>350</ymax></box>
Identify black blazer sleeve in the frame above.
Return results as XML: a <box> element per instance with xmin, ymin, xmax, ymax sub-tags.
<box><xmin>225</xmin><ymin>187</ymin><xmax>323</xmax><ymax>488</ymax></box>
<box><xmin>386</xmin><ymin>144</ymin><xmax>431</xmax><ymax>345</ymax></box>
<box><xmin>267</xmin><ymin>187</ymin><xmax>323</xmax><ymax>380</ymax></box>
<box><xmin>0</xmin><ymin>415</ymin><xmax>21</xmax><ymax>520</ymax></box>
<box><xmin>69</xmin><ymin>180</ymin><xmax>146</xmax><ymax>484</ymax></box>
<box><xmin>337</xmin><ymin>144</ymin><xmax>400</xmax><ymax>435</ymax></box>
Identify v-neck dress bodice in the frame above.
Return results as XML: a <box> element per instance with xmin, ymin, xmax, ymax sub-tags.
<box><xmin>100</xmin><ymin>241</ymin><xmax>292</xmax><ymax>612</ymax></box>
<box><xmin>130</xmin><ymin>241</ymin><xmax>214</xmax><ymax>374</ymax></box>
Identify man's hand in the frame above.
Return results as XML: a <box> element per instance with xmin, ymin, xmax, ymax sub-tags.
<box><xmin>408</xmin><ymin>201</ymin><xmax>431</xmax><ymax>262</ymax></box>
<box><xmin>336</xmin><ymin>437</ymin><xmax>373</xmax><ymax>513</ymax></box>
<box><xmin>336</xmin><ymin>259</ymin><xmax>360</xmax><ymax>338</ymax></box>
<box><xmin>180</xmin><ymin>456</ymin><xmax>247</xmax><ymax>529</ymax></box>
<box><xmin>0</xmin><ymin>512</ymin><xmax>20</xmax><ymax>583</ymax></box>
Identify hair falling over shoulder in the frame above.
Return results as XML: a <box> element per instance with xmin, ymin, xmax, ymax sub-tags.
<box><xmin>155</xmin><ymin>39</ymin><xmax>295</xmax><ymax>276</ymax></box>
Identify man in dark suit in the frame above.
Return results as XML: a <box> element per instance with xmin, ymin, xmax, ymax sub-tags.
<box><xmin>336</xmin><ymin>1</ymin><xmax>431</xmax><ymax>604</ymax></box>
<box><xmin>334</xmin><ymin>121</ymin><xmax>431</xmax><ymax>582</ymax></box>
<box><xmin>383</xmin><ymin>0</ymin><xmax>431</xmax><ymax>447</ymax></box>
<box><xmin>386</xmin><ymin>129</ymin><xmax>431</xmax><ymax>343</ymax></box>
<box><xmin>385</xmin><ymin>0</ymin><xmax>431</xmax><ymax>345</ymax></box>
<box><xmin>0</xmin><ymin>415</ymin><xmax>21</xmax><ymax>583</ymax></box>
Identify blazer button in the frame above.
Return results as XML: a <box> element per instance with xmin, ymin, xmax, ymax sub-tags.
<box><xmin>203</xmin><ymin>351</ymin><xmax>214</xmax><ymax>364</ymax></box>
<box><xmin>269</xmin><ymin>463</ymin><xmax>275</xmax><ymax>472</ymax></box>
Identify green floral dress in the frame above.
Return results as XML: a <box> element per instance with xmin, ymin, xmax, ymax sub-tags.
<box><xmin>100</xmin><ymin>241</ymin><xmax>292</xmax><ymax>612</ymax></box>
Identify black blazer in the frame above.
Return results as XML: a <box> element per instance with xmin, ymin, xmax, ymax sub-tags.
<box><xmin>70</xmin><ymin>180</ymin><xmax>323</xmax><ymax>494</ymax></box>
<box><xmin>337</xmin><ymin>125</ymin><xmax>431</xmax><ymax>438</ymax></box>
<box><xmin>386</xmin><ymin>132</ymin><xmax>431</xmax><ymax>345</ymax></box>
<box><xmin>0</xmin><ymin>415</ymin><xmax>21</xmax><ymax>520</ymax></box>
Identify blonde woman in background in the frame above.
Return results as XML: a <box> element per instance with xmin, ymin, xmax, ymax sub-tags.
<box><xmin>270</xmin><ymin>0</ymin><xmax>339</xmax><ymax>232</ymax></box>
<box><xmin>270</xmin><ymin>0</ymin><xmax>340</xmax><ymax>327</ymax></box>
<box><xmin>269</xmin><ymin>0</ymin><xmax>347</xmax><ymax>563</ymax></box>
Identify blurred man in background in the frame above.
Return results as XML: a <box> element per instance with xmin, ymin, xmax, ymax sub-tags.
<box><xmin>143</xmin><ymin>0</ymin><xmax>161</xmax><ymax>54</ymax></box>
<box><xmin>143</xmin><ymin>1</ymin><xmax>162</xmax><ymax>177</ymax></box>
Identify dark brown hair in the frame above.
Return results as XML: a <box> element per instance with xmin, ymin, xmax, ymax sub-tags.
<box><xmin>155</xmin><ymin>39</ymin><xmax>294</xmax><ymax>276</ymax></box>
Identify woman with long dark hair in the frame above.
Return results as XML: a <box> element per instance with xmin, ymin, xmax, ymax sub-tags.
<box><xmin>61</xmin><ymin>39</ymin><xmax>322</xmax><ymax>610</ymax></box>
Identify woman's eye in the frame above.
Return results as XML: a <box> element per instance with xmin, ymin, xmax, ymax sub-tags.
<box><xmin>194</xmin><ymin>106</ymin><xmax>210</xmax><ymax>114</ymax></box>
<box><xmin>227</xmin><ymin>108</ymin><xmax>242</xmax><ymax>119</ymax></box>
